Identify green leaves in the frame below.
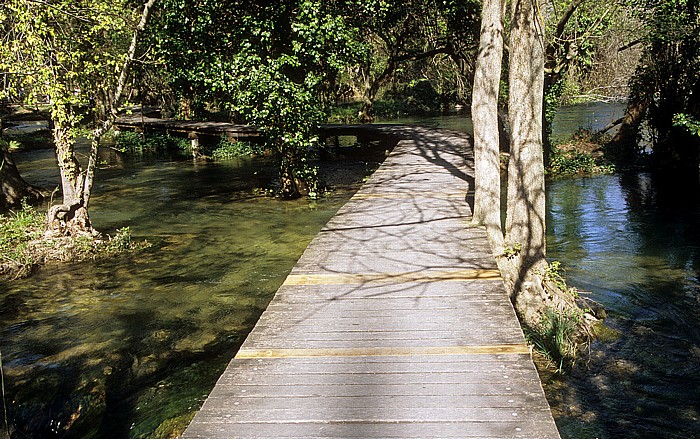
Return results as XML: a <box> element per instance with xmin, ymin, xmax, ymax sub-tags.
<box><xmin>149</xmin><ymin>0</ymin><xmax>365</xmax><ymax>196</ymax></box>
<box><xmin>673</xmin><ymin>113</ymin><xmax>700</xmax><ymax>138</ymax></box>
<box><xmin>2</xmin><ymin>0</ymin><xmax>146</xmax><ymax>132</ymax></box>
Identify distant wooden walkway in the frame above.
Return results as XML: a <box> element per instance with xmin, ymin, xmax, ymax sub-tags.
<box><xmin>115</xmin><ymin>114</ymin><xmax>261</xmax><ymax>139</ymax></box>
<box><xmin>182</xmin><ymin>126</ymin><xmax>561</xmax><ymax>438</ymax></box>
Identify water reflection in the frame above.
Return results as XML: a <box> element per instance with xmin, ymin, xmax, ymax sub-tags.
<box><xmin>1</xmin><ymin>151</ymin><xmax>376</xmax><ymax>437</ymax></box>
<box><xmin>546</xmin><ymin>173</ymin><xmax>700</xmax><ymax>438</ymax></box>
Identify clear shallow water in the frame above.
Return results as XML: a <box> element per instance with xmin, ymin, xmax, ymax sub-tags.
<box><xmin>1</xmin><ymin>149</ymin><xmax>377</xmax><ymax>437</ymax></box>
<box><xmin>545</xmin><ymin>173</ymin><xmax>700</xmax><ymax>438</ymax></box>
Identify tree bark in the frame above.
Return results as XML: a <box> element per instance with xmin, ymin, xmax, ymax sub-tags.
<box><xmin>471</xmin><ymin>0</ymin><xmax>505</xmax><ymax>251</ymax></box>
<box><xmin>358</xmin><ymin>60</ymin><xmax>396</xmax><ymax>123</ymax></box>
<box><xmin>501</xmin><ymin>0</ymin><xmax>597</xmax><ymax>344</ymax></box>
<box><xmin>606</xmin><ymin>93</ymin><xmax>649</xmax><ymax>164</ymax></box>
<box><xmin>0</xmin><ymin>148</ymin><xmax>45</xmax><ymax>209</ymax></box>
<box><xmin>506</xmin><ymin>0</ymin><xmax>547</xmax><ymax>284</ymax></box>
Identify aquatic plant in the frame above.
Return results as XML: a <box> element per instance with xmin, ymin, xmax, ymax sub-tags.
<box><xmin>527</xmin><ymin>307</ymin><xmax>585</xmax><ymax>373</ymax></box>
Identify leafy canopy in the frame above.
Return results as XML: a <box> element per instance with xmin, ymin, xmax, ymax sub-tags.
<box><xmin>1</xmin><ymin>0</ymin><xmax>142</xmax><ymax>128</ymax></box>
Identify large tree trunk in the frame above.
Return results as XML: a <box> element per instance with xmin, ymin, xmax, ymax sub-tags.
<box><xmin>502</xmin><ymin>0</ymin><xmax>596</xmax><ymax>345</ymax></box>
<box><xmin>606</xmin><ymin>93</ymin><xmax>650</xmax><ymax>165</ymax></box>
<box><xmin>46</xmin><ymin>122</ymin><xmax>95</xmax><ymax>236</ymax></box>
<box><xmin>506</xmin><ymin>0</ymin><xmax>547</xmax><ymax>283</ymax></box>
<box><xmin>0</xmin><ymin>148</ymin><xmax>45</xmax><ymax>209</ymax></box>
<box><xmin>471</xmin><ymin>0</ymin><xmax>505</xmax><ymax>251</ymax></box>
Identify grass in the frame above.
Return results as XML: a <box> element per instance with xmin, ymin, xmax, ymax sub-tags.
<box><xmin>0</xmin><ymin>202</ymin><xmax>150</xmax><ymax>279</ymax></box>
<box><xmin>0</xmin><ymin>201</ymin><xmax>46</xmax><ymax>277</ymax></box>
<box><xmin>527</xmin><ymin>307</ymin><xmax>586</xmax><ymax>373</ymax></box>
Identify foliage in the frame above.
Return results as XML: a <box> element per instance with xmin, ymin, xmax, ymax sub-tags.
<box><xmin>549</xmin><ymin>147</ymin><xmax>596</xmax><ymax>175</ymax></box>
<box><xmin>115</xmin><ymin>131</ymin><xmax>262</xmax><ymax>160</ymax></box>
<box><xmin>115</xmin><ymin>132</ymin><xmax>189</xmax><ymax>155</ymax></box>
<box><xmin>336</xmin><ymin>0</ymin><xmax>480</xmax><ymax>121</ymax></box>
<box><xmin>548</xmin><ymin>129</ymin><xmax>616</xmax><ymax>175</ymax></box>
<box><xmin>541</xmin><ymin>1</ymin><xmax>633</xmax><ymax>150</ymax></box>
<box><xmin>541</xmin><ymin>261</ymin><xmax>579</xmax><ymax>297</ymax></box>
<box><xmin>149</xmin><ymin>0</ymin><xmax>363</xmax><ymax>197</ymax></box>
<box><xmin>629</xmin><ymin>0</ymin><xmax>700</xmax><ymax>169</ymax></box>
<box><xmin>1</xmin><ymin>0</ymin><xmax>141</xmax><ymax>126</ymax></box>
<box><xmin>384</xmin><ymin>79</ymin><xmax>444</xmax><ymax>114</ymax></box>
<box><xmin>502</xmin><ymin>242</ymin><xmax>522</xmax><ymax>259</ymax></box>
<box><xmin>0</xmin><ymin>201</ymin><xmax>45</xmax><ymax>277</ymax></box>
<box><xmin>673</xmin><ymin>113</ymin><xmax>700</xmax><ymax>138</ymax></box>
<box><xmin>2</xmin><ymin>0</ymin><xmax>155</xmax><ymax>235</ymax></box>
<box><xmin>211</xmin><ymin>137</ymin><xmax>262</xmax><ymax>160</ymax></box>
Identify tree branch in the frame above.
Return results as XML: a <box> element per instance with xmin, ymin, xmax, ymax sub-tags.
<box><xmin>390</xmin><ymin>46</ymin><xmax>451</xmax><ymax>63</ymax></box>
<box><xmin>556</xmin><ymin>0</ymin><xmax>587</xmax><ymax>41</ymax></box>
<box><xmin>618</xmin><ymin>38</ymin><xmax>643</xmax><ymax>52</ymax></box>
<box><xmin>84</xmin><ymin>0</ymin><xmax>156</xmax><ymax>208</ymax></box>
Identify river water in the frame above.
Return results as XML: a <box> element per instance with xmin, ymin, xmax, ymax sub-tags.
<box><xmin>2</xmin><ymin>103</ymin><xmax>699</xmax><ymax>438</ymax></box>
<box><xmin>1</xmin><ymin>147</ymin><xmax>383</xmax><ymax>437</ymax></box>
<box><xmin>545</xmin><ymin>172</ymin><xmax>700</xmax><ymax>438</ymax></box>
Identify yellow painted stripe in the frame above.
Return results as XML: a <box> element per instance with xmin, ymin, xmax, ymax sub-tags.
<box><xmin>351</xmin><ymin>192</ymin><xmax>470</xmax><ymax>200</ymax></box>
<box><xmin>283</xmin><ymin>269</ymin><xmax>502</xmax><ymax>286</ymax></box>
<box><xmin>236</xmin><ymin>344</ymin><xmax>531</xmax><ymax>359</ymax></box>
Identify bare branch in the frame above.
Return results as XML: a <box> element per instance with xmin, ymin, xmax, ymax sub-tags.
<box><xmin>618</xmin><ymin>38</ymin><xmax>643</xmax><ymax>52</ymax></box>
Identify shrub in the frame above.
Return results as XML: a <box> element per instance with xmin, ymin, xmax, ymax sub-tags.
<box><xmin>115</xmin><ymin>132</ymin><xmax>190</xmax><ymax>154</ymax></box>
<box><xmin>211</xmin><ymin>136</ymin><xmax>262</xmax><ymax>160</ymax></box>
<box><xmin>548</xmin><ymin>129</ymin><xmax>616</xmax><ymax>176</ymax></box>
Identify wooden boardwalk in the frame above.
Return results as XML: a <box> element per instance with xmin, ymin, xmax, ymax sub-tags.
<box><xmin>115</xmin><ymin>114</ymin><xmax>261</xmax><ymax>139</ymax></box>
<box><xmin>182</xmin><ymin>126</ymin><xmax>561</xmax><ymax>438</ymax></box>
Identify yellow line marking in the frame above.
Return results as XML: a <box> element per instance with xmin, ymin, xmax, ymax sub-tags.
<box><xmin>283</xmin><ymin>269</ymin><xmax>502</xmax><ymax>286</ymax></box>
<box><xmin>236</xmin><ymin>344</ymin><xmax>531</xmax><ymax>359</ymax></box>
<box><xmin>351</xmin><ymin>192</ymin><xmax>470</xmax><ymax>199</ymax></box>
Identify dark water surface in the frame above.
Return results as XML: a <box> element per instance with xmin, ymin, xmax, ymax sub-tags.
<box><xmin>545</xmin><ymin>173</ymin><xmax>700</xmax><ymax>438</ymax></box>
<box><xmin>1</xmin><ymin>148</ymin><xmax>379</xmax><ymax>437</ymax></box>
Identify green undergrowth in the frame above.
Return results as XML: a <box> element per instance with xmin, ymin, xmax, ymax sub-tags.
<box><xmin>548</xmin><ymin>129</ymin><xmax>615</xmax><ymax>176</ymax></box>
<box><xmin>0</xmin><ymin>202</ymin><xmax>150</xmax><ymax>279</ymax></box>
<box><xmin>526</xmin><ymin>261</ymin><xmax>592</xmax><ymax>373</ymax></box>
<box><xmin>114</xmin><ymin>131</ymin><xmax>190</xmax><ymax>155</ymax></box>
<box><xmin>211</xmin><ymin>136</ymin><xmax>263</xmax><ymax>159</ymax></box>
<box><xmin>0</xmin><ymin>200</ymin><xmax>45</xmax><ymax>276</ymax></box>
<box><xmin>526</xmin><ymin>307</ymin><xmax>585</xmax><ymax>373</ymax></box>
<box><xmin>114</xmin><ymin>131</ymin><xmax>261</xmax><ymax>159</ymax></box>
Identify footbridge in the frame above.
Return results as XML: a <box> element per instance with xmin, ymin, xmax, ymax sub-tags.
<box><xmin>182</xmin><ymin>125</ymin><xmax>561</xmax><ymax>438</ymax></box>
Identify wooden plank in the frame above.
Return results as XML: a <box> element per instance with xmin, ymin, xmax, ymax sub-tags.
<box><xmin>183</xmin><ymin>420</ymin><xmax>551</xmax><ymax>439</ymax></box>
<box><xmin>182</xmin><ymin>126</ymin><xmax>561</xmax><ymax>439</ymax></box>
